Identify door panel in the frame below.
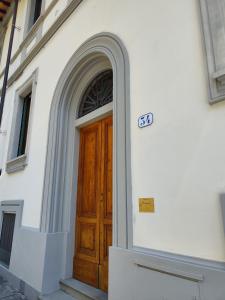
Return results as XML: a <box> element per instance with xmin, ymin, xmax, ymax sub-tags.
<box><xmin>74</xmin><ymin>122</ymin><xmax>102</xmax><ymax>288</ymax></box>
<box><xmin>74</xmin><ymin>258</ymin><xmax>99</xmax><ymax>288</ymax></box>
<box><xmin>76</xmin><ymin>221</ymin><xmax>98</xmax><ymax>259</ymax></box>
<box><xmin>79</xmin><ymin>126</ymin><xmax>100</xmax><ymax>217</ymax></box>
<box><xmin>74</xmin><ymin>116</ymin><xmax>112</xmax><ymax>292</ymax></box>
<box><xmin>103</xmin><ymin>118</ymin><xmax>113</xmax><ymax>219</ymax></box>
<box><xmin>99</xmin><ymin>117</ymin><xmax>113</xmax><ymax>292</ymax></box>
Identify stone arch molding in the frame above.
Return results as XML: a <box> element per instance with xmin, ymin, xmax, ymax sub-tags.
<box><xmin>40</xmin><ymin>33</ymin><xmax>132</xmax><ymax>249</ymax></box>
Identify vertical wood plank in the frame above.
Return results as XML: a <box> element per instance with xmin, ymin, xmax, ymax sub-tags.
<box><xmin>74</xmin><ymin>121</ymin><xmax>102</xmax><ymax>288</ymax></box>
<box><xmin>99</xmin><ymin>116</ymin><xmax>113</xmax><ymax>292</ymax></box>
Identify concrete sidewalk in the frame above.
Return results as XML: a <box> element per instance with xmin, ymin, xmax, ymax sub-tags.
<box><xmin>0</xmin><ymin>276</ymin><xmax>26</xmax><ymax>300</ymax></box>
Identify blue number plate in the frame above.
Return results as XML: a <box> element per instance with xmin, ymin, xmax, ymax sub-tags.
<box><xmin>138</xmin><ymin>113</ymin><xmax>153</xmax><ymax>128</ymax></box>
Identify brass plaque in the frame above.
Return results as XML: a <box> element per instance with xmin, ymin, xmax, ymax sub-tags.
<box><xmin>139</xmin><ymin>198</ymin><xmax>155</xmax><ymax>213</ymax></box>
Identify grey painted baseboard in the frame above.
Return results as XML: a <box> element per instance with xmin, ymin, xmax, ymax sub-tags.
<box><xmin>109</xmin><ymin>246</ymin><xmax>225</xmax><ymax>300</ymax></box>
<box><xmin>2</xmin><ymin>229</ymin><xmax>225</xmax><ymax>300</ymax></box>
<box><xmin>10</xmin><ymin>227</ymin><xmax>65</xmax><ymax>294</ymax></box>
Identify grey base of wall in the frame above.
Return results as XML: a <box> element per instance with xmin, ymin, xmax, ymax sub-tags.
<box><xmin>0</xmin><ymin>263</ymin><xmax>39</xmax><ymax>300</ymax></box>
<box><xmin>3</xmin><ymin>223</ymin><xmax>225</xmax><ymax>300</ymax></box>
<box><xmin>10</xmin><ymin>228</ymin><xmax>65</xmax><ymax>294</ymax></box>
<box><xmin>109</xmin><ymin>247</ymin><xmax>225</xmax><ymax>300</ymax></box>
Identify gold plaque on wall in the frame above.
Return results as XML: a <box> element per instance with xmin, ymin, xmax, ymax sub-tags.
<box><xmin>139</xmin><ymin>198</ymin><xmax>155</xmax><ymax>213</ymax></box>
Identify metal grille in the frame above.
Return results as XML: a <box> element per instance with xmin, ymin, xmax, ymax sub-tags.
<box><xmin>0</xmin><ymin>213</ymin><xmax>16</xmax><ymax>266</ymax></box>
<box><xmin>78</xmin><ymin>70</ymin><xmax>113</xmax><ymax>118</ymax></box>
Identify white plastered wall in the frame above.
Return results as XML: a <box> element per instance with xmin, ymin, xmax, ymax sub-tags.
<box><xmin>0</xmin><ymin>0</ymin><xmax>224</xmax><ymax>262</ymax></box>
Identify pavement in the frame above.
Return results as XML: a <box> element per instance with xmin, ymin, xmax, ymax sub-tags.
<box><xmin>0</xmin><ymin>276</ymin><xmax>26</xmax><ymax>300</ymax></box>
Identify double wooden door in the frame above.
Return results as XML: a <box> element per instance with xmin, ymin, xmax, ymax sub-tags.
<box><xmin>73</xmin><ymin>116</ymin><xmax>112</xmax><ymax>292</ymax></box>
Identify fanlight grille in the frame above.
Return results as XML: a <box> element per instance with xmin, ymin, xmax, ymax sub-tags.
<box><xmin>78</xmin><ymin>70</ymin><xmax>113</xmax><ymax>118</ymax></box>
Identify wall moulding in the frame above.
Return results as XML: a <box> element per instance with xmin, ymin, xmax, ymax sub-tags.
<box><xmin>40</xmin><ymin>32</ymin><xmax>132</xmax><ymax>254</ymax></box>
<box><xmin>109</xmin><ymin>247</ymin><xmax>225</xmax><ymax>300</ymax></box>
<box><xmin>200</xmin><ymin>0</ymin><xmax>225</xmax><ymax>103</ymax></box>
<box><xmin>5</xmin><ymin>69</ymin><xmax>38</xmax><ymax>175</ymax></box>
<box><xmin>0</xmin><ymin>0</ymin><xmax>82</xmax><ymax>83</ymax></box>
<box><xmin>5</xmin><ymin>154</ymin><xmax>27</xmax><ymax>174</ymax></box>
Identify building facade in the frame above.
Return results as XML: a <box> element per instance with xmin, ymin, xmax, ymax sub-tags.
<box><xmin>0</xmin><ymin>0</ymin><xmax>225</xmax><ymax>299</ymax></box>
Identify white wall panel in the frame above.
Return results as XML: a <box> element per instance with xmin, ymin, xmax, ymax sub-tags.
<box><xmin>0</xmin><ymin>0</ymin><xmax>224</xmax><ymax>261</ymax></box>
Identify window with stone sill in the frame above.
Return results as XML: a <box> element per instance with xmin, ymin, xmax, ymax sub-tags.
<box><xmin>6</xmin><ymin>70</ymin><xmax>37</xmax><ymax>174</ymax></box>
<box><xmin>5</xmin><ymin>91</ymin><xmax>32</xmax><ymax>174</ymax></box>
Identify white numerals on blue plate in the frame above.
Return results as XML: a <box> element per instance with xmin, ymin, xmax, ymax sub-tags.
<box><xmin>138</xmin><ymin>113</ymin><xmax>153</xmax><ymax>128</ymax></box>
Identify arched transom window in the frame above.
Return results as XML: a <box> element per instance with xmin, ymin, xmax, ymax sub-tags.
<box><xmin>78</xmin><ymin>70</ymin><xmax>113</xmax><ymax>118</ymax></box>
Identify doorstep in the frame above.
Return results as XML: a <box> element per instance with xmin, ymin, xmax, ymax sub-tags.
<box><xmin>60</xmin><ymin>279</ymin><xmax>107</xmax><ymax>300</ymax></box>
<box><xmin>40</xmin><ymin>290</ymin><xmax>78</xmax><ymax>300</ymax></box>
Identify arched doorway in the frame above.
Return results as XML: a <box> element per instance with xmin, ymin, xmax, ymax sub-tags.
<box><xmin>74</xmin><ymin>68</ymin><xmax>113</xmax><ymax>291</ymax></box>
<box><xmin>40</xmin><ymin>33</ymin><xmax>132</xmax><ymax>291</ymax></box>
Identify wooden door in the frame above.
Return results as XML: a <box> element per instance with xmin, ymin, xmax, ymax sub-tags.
<box><xmin>73</xmin><ymin>116</ymin><xmax>112</xmax><ymax>292</ymax></box>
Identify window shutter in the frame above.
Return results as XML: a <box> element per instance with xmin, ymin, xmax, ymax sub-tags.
<box><xmin>200</xmin><ymin>0</ymin><xmax>225</xmax><ymax>103</ymax></box>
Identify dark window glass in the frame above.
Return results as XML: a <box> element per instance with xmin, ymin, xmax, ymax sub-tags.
<box><xmin>32</xmin><ymin>0</ymin><xmax>42</xmax><ymax>25</ymax></box>
<box><xmin>17</xmin><ymin>93</ymin><xmax>31</xmax><ymax>157</ymax></box>
<box><xmin>0</xmin><ymin>213</ymin><xmax>16</xmax><ymax>267</ymax></box>
<box><xmin>78</xmin><ymin>70</ymin><xmax>113</xmax><ymax>118</ymax></box>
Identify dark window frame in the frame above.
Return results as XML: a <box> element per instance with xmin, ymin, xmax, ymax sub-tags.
<box><xmin>27</xmin><ymin>0</ymin><xmax>43</xmax><ymax>32</ymax></box>
<box><xmin>17</xmin><ymin>93</ymin><xmax>31</xmax><ymax>157</ymax></box>
<box><xmin>0</xmin><ymin>201</ymin><xmax>23</xmax><ymax>268</ymax></box>
<box><xmin>32</xmin><ymin>0</ymin><xmax>43</xmax><ymax>25</ymax></box>
<box><xmin>5</xmin><ymin>69</ymin><xmax>38</xmax><ymax>174</ymax></box>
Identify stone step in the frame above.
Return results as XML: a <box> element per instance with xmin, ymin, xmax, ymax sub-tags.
<box><xmin>60</xmin><ymin>279</ymin><xmax>107</xmax><ymax>300</ymax></box>
<box><xmin>40</xmin><ymin>290</ymin><xmax>79</xmax><ymax>300</ymax></box>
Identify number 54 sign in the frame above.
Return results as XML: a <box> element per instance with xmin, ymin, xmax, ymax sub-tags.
<box><xmin>138</xmin><ymin>113</ymin><xmax>153</xmax><ymax>128</ymax></box>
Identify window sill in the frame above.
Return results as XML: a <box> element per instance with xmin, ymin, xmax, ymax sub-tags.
<box><xmin>6</xmin><ymin>155</ymin><xmax>27</xmax><ymax>174</ymax></box>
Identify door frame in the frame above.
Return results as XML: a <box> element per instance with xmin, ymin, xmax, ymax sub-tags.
<box><xmin>40</xmin><ymin>33</ymin><xmax>132</xmax><ymax>279</ymax></box>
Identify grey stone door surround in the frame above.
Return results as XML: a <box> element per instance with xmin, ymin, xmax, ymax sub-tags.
<box><xmin>40</xmin><ymin>33</ymin><xmax>132</xmax><ymax>252</ymax></box>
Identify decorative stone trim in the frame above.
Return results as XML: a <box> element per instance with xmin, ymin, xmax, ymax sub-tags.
<box><xmin>23</xmin><ymin>0</ymin><xmax>46</xmax><ymax>40</ymax></box>
<box><xmin>5</xmin><ymin>155</ymin><xmax>27</xmax><ymax>174</ymax></box>
<box><xmin>0</xmin><ymin>200</ymin><xmax>23</xmax><ymax>227</ymax></box>
<box><xmin>0</xmin><ymin>0</ymin><xmax>59</xmax><ymax>78</ymax></box>
<box><xmin>200</xmin><ymin>0</ymin><xmax>225</xmax><ymax>103</ymax></box>
<box><xmin>0</xmin><ymin>0</ymin><xmax>83</xmax><ymax>83</ymax></box>
<box><xmin>5</xmin><ymin>69</ymin><xmax>38</xmax><ymax>174</ymax></box>
<box><xmin>110</xmin><ymin>246</ymin><xmax>225</xmax><ymax>300</ymax></box>
<box><xmin>134</xmin><ymin>261</ymin><xmax>204</xmax><ymax>282</ymax></box>
<box><xmin>40</xmin><ymin>33</ymin><xmax>132</xmax><ymax>253</ymax></box>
